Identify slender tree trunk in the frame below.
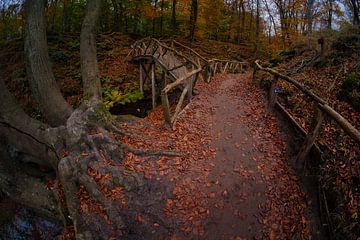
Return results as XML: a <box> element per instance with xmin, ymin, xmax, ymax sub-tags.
<box><xmin>171</xmin><ymin>0</ymin><xmax>177</xmax><ymax>30</ymax></box>
<box><xmin>49</xmin><ymin>0</ymin><xmax>59</xmax><ymax>32</ymax></box>
<box><xmin>189</xmin><ymin>0</ymin><xmax>198</xmax><ymax>41</ymax></box>
<box><xmin>350</xmin><ymin>0</ymin><xmax>360</xmax><ymax>25</ymax></box>
<box><xmin>236</xmin><ymin>0</ymin><xmax>242</xmax><ymax>44</ymax></box>
<box><xmin>160</xmin><ymin>0</ymin><xmax>165</xmax><ymax>35</ymax></box>
<box><xmin>249</xmin><ymin>0</ymin><xmax>254</xmax><ymax>40</ymax></box>
<box><xmin>263</xmin><ymin>0</ymin><xmax>277</xmax><ymax>35</ymax></box>
<box><xmin>112</xmin><ymin>0</ymin><xmax>121</xmax><ymax>32</ymax></box>
<box><xmin>62</xmin><ymin>0</ymin><xmax>71</xmax><ymax>32</ymax></box>
<box><xmin>306</xmin><ymin>0</ymin><xmax>315</xmax><ymax>34</ymax></box>
<box><xmin>255</xmin><ymin>0</ymin><xmax>260</xmax><ymax>48</ymax></box>
<box><xmin>80</xmin><ymin>0</ymin><xmax>102</xmax><ymax>100</ymax></box>
<box><xmin>327</xmin><ymin>0</ymin><xmax>333</xmax><ymax>29</ymax></box>
<box><xmin>241</xmin><ymin>2</ymin><xmax>246</xmax><ymax>39</ymax></box>
<box><xmin>152</xmin><ymin>0</ymin><xmax>158</xmax><ymax>36</ymax></box>
<box><xmin>25</xmin><ymin>0</ymin><xmax>72</xmax><ymax>126</ymax></box>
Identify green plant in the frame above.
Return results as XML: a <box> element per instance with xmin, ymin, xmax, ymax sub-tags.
<box><xmin>49</xmin><ymin>49</ymin><xmax>69</xmax><ymax>62</ymax></box>
<box><xmin>97</xmin><ymin>42</ymin><xmax>109</xmax><ymax>50</ymax></box>
<box><xmin>68</xmin><ymin>41</ymin><xmax>80</xmax><ymax>50</ymax></box>
<box><xmin>338</xmin><ymin>72</ymin><xmax>360</xmax><ymax>112</ymax></box>
<box><xmin>100</xmin><ymin>76</ymin><xmax>112</xmax><ymax>84</ymax></box>
<box><xmin>279</xmin><ymin>49</ymin><xmax>296</xmax><ymax>59</ymax></box>
<box><xmin>14</xmin><ymin>67</ymin><xmax>25</xmax><ymax>78</ymax></box>
<box><xmin>314</xmin><ymin>59</ymin><xmax>328</xmax><ymax>69</ymax></box>
<box><xmin>66</xmin><ymin>69</ymin><xmax>81</xmax><ymax>80</ymax></box>
<box><xmin>269</xmin><ymin>58</ymin><xmax>281</xmax><ymax>67</ymax></box>
<box><xmin>103</xmin><ymin>88</ymin><xmax>144</xmax><ymax>109</ymax></box>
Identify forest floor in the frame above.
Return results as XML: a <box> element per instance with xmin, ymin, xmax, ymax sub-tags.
<box><xmin>104</xmin><ymin>73</ymin><xmax>316</xmax><ymax>239</ymax></box>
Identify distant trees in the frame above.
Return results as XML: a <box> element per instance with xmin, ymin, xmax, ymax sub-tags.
<box><xmin>0</xmin><ymin>0</ymin><xmax>359</xmax><ymax>48</ymax></box>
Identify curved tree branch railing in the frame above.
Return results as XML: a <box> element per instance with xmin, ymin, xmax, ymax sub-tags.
<box><xmin>253</xmin><ymin>60</ymin><xmax>360</xmax><ymax>163</ymax></box>
<box><xmin>129</xmin><ymin>38</ymin><xmax>250</xmax><ymax>125</ymax></box>
<box><xmin>129</xmin><ymin>38</ymin><xmax>202</xmax><ymax>125</ymax></box>
<box><xmin>205</xmin><ymin>59</ymin><xmax>249</xmax><ymax>82</ymax></box>
<box><xmin>254</xmin><ymin>60</ymin><xmax>360</xmax><ymax>239</ymax></box>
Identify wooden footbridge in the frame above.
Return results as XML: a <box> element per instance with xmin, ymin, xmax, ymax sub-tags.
<box><xmin>126</xmin><ymin>38</ymin><xmax>360</xmax><ymax>239</ymax></box>
<box><xmin>129</xmin><ymin>37</ymin><xmax>249</xmax><ymax>125</ymax></box>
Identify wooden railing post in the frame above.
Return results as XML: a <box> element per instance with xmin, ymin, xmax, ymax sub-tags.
<box><xmin>252</xmin><ymin>64</ymin><xmax>258</xmax><ymax>83</ymax></box>
<box><xmin>139</xmin><ymin>62</ymin><xmax>144</xmax><ymax>92</ymax></box>
<box><xmin>151</xmin><ymin>63</ymin><xmax>156</xmax><ymax>110</ymax></box>
<box><xmin>269</xmin><ymin>75</ymin><xmax>279</xmax><ymax>109</ymax></box>
<box><xmin>161</xmin><ymin>92</ymin><xmax>172</xmax><ymax>125</ymax></box>
<box><xmin>296</xmin><ymin>105</ymin><xmax>325</xmax><ymax>167</ymax></box>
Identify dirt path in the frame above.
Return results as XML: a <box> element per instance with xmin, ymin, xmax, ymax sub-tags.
<box><xmin>118</xmin><ymin>73</ymin><xmax>310</xmax><ymax>239</ymax></box>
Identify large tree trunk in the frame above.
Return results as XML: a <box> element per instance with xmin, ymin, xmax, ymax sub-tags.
<box><xmin>2</xmin><ymin>0</ymin><xmax>175</xmax><ymax>239</ymax></box>
<box><xmin>0</xmin><ymin>79</ymin><xmax>58</xmax><ymax>168</ymax></box>
<box><xmin>189</xmin><ymin>0</ymin><xmax>198</xmax><ymax>41</ymax></box>
<box><xmin>80</xmin><ymin>0</ymin><xmax>102</xmax><ymax>100</ymax></box>
<box><xmin>25</xmin><ymin>0</ymin><xmax>73</xmax><ymax>126</ymax></box>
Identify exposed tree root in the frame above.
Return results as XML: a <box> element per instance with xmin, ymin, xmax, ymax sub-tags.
<box><xmin>50</xmin><ymin>103</ymin><xmax>181</xmax><ymax>238</ymax></box>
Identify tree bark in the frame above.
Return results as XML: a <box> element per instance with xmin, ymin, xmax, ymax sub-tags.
<box><xmin>255</xmin><ymin>0</ymin><xmax>260</xmax><ymax>50</ymax></box>
<box><xmin>306</xmin><ymin>0</ymin><xmax>315</xmax><ymax>34</ymax></box>
<box><xmin>0</xmin><ymin>142</ymin><xmax>59</xmax><ymax>219</ymax></box>
<box><xmin>0</xmin><ymin>79</ymin><xmax>58</xmax><ymax>168</ymax></box>
<box><xmin>171</xmin><ymin>0</ymin><xmax>177</xmax><ymax>30</ymax></box>
<box><xmin>189</xmin><ymin>0</ymin><xmax>198</xmax><ymax>41</ymax></box>
<box><xmin>263</xmin><ymin>0</ymin><xmax>277</xmax><ymax>36</ymax></box>
<box><xmin>80</xmin><ymin>0</ymin><xmax>102</xmax><ymax>100</ymax></box>
<box><xmin>326</xmin><ymin>0</ymin><xmax>333</xmax><ymax>29</ymax></box>
<box><xmin>112</xmin><ymin>0</ymin><xmax>121</xmax><ymax>32</ymax></box>
<box><xmin>25</xmin><ymin>0</ymin><xmax>73</xmax><ymax>126</ymax></box>
<box><xmin>350</xmin><ymin>0</ymin><xmax>360</xmax><ymax>25</ymax></box>
<box><xmin>152</xmin><ymin>0</ymin><xmax>158</xmax><ymax>36</ymax></box>
<box><xmin>160</xmin><ymin>0</ymin><xmax>165</xmax><ymax>35</ymax></box>
<box><xmin>62</xmin><ymin>0</ymin><xmax>72</xmax><ymax>32</ymax></box>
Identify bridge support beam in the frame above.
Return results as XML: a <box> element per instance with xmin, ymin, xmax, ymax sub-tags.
<box><xmin>139</xmin><ymin>64</ymin><xmax>143</xmax><ymax>92</ymax></box>
<box><xmin>151</xmin><ymin>63</ymin><xmax>156</xmax><ymax>110</ymax></box>
<box><xmin>161</xmin><ymin>93</ymin><xmax>172</xmax><ymax>125</ymax></box>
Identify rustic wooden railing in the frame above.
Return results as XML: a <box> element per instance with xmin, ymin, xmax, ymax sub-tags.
<box><xmin>253</xmin><ymin>60</ymin><xmax>360</xmax><ymax>165</ymax></box>
<box><xmin>129</xmin><ymin>37</ymin><xmax>250</xmax><ymax>125</ymax></box>
<box><xmin>129</xmin><ymin>37</ymin><xmax>202</xmax><ymax>125</ymax></box>
<box><xmin>163</xmin><ymin>39</ymin><xmax>249</xmax><ymax>82</ymax></box>
<box><xmin>166</xmin><ymin>39</ymin><xmax>209</xmax><ymax>68</ymax></box>
<box><xmin>205</xmin><ymin>59</ymin><xmax>249</xmax><ymax>82</ymax></box>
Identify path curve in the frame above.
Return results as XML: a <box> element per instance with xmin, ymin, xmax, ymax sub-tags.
<box><xmin>120</xmin><ymin>73</ymin><xmax>310</xmax><ymax>240</ymax></box>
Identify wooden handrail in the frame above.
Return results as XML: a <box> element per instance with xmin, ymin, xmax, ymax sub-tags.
<box><xmin>254</xmin><ymin>60</ymin><xmax>360</xmax><ymax>144</ymax></box>
<box><xmin>171</xmin><ymin>40</ymin><xmax>209</xmax><ymax>64</ymax></box>
<box><xmin>254</xmin><ymin>60</ymin><xmax>325</xmax><ymax>105</ymax></box>
<box><xmin>132</xmin><ymin>38</ymin><xmax>201</xmax><ymax>70</ymax></box>
<box><xmin>130</xmin><ymin>37</ymin><xmax>250</xmax><ymax>125</ymax></box>
<box><xmin>162</xmin><ymin>69</ymin><xmax>202</xmax><ymax>94</ymax></box>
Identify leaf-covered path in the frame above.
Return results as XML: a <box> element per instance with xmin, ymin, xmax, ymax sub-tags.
<box><xmin>115</xmin><ymin>73</ymin><xmax>310</xmax><ymax>239</ymax></box>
